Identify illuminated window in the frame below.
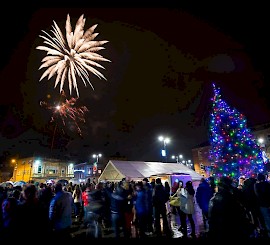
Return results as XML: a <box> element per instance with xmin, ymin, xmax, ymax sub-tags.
<box><xmin>48</xmin><ymin>169</ymin><xmax>56</xmax><ymax>174</ymax></box>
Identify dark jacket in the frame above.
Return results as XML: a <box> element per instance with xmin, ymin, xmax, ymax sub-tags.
<box><xmin>152</xmin><ymin>183</ymin><xmax>169</xmax><ymax>208</ymax></box>
<box><xmin>195</xmin><ymin>180</ymin><xmax>213</xmax><ymax>214</ymax></box>
<box><xmin>110</xmin><ymin>186</ymin><xmax>125</xmax><ymax>214</ymax></box>
<box><xmin>49</xmin><ymin>190</ymin><xmax>73</xmax><ymax>230</ymax></box>
<box><xmin>208</xmin><ymin>185</ymin><xmax>253</xmax><ymax>239</ymax></box>
<box><xmin>86</xmin><ymin>188</ymin><xmax>105</xmax><ymax>215</ymax></box>
<box><xmin>254</xmin><ymin>180</ymin><xmax>270</xmax><ymax>207</ymax></box>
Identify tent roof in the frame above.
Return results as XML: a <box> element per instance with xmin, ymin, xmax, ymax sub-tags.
<box><xmin>98</xmin><ymin>160</ymin><xmax>203</xmax><ymax>182</ymax></box>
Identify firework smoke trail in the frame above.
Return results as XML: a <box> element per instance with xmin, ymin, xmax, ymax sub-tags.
<box><xmin>36</xmin><ymin>14</ymin><xmax>111</xmax><ymax>97</ymax></box>
<box><xmin>40</xmin><ymin>91</ymin><xmax>89</xmax><ymax>137</ymax></box>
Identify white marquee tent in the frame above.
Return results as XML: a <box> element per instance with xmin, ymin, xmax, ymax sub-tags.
<box><xmin>98</xmin><ymin>160</ymin><xmax>203</xmax><ymax>183</ymax></box>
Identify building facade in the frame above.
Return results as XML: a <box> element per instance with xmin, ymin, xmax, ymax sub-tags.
<box><xmin>73</xmin><ymin>161</ymin><xmax>103</xmax><ymax>184</ymax></box>
<box><xmin>11</xmin><ymin>157</ymin><xmax>75</xmax><ymax>183</ymax></box>
<box><xmin>192</xmin><ymin>142</ymin><xmax>211</xmax><ymax>177</ymax></box>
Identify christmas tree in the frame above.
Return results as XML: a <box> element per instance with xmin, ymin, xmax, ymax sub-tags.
<box><xmin>208</xmin><ymin>83</ymin><xmax>265</xmax><ymax>180</ymax></box>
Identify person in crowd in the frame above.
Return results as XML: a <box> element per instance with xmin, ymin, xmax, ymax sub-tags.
<box><xmin>208</xmin><ymin>176</ymin><xmax>255</xmax><ymax>240</ymax></box>
<box><xmin>150</xmin><ymin>179</ymin><xmax>156</xmax><ymax>190</ymax></box>
<box><xmin>85</xmin><ymin>182</ymin><xmax>105</xmax><ymax>238</ymax></box>
<box><xmin>208</xmin><ymin>176</ymin><xmax>217</xmax><ymax>194</ymax></box>
<box><xmin>12</xmin><ymin>189</ymin><xmax>22</xmax><ymax>204</ymax></box>
<box><xmin>102</xmin><ymin>181</ymin><xmax>114</xmax><ymax>232</ymax></box>
<box><xmin>109</xmin><ymin>182</ymin><xmax>127</xmax><ymax>238</ymax></box>
<box><xmin>142</xmin><ymin>177</ymin><xmax>154</xmax><ymax>235</ymax></box>
<box><xmin>133</xmin><ymin>181</ymin><xmax>148</xmax><ymax>238</ymax></box>
<box><xmin>254</xmin><ymin>173</ymin><xmax>270</xmax><ymax>238</ymax></box>
<box><xmin>49</xmin><ymin>182</ymin><xmax>73</xmax><ymax>240</ymax></box>
<box><xmin>179</xmin><ymin>180</ymin><xmax>196</xmax><ymax>239</ymax></box>
<box><xmin>72</xmin><ymin>184</ymin><xmax>83</xmax><ymax>222</ymax></box>
<box><xmin>170</xmin><ymin>180</ymin><xmax>183</xmax><ymax>228</ymax></box>
<box><xmin>38</xmin><ymin>182</ymin><xmax>54</xmax><ymax>230</ymax></box>
<box><xmin>1</xmin><ymin>191</ymin><xmax>19</xmax><ymax>239</ymax></box>
<box><xmin>152</xmin><ymin>178</ymin><xmax>172</xmax><ymax>237</ymax></box>
<box><xmin>122</xmin><ymin>180</ymin><xmax>135</xmax><ymax>238</ymax></box>
<box><xmin>237</xmin><ymin>176</ymin><xmax>246</xmax><ymax>190</ymax></box>
<box><xmin>170</xmin><ymin>179</ymin><xmax>180</xmax><ymax>227</ymax></box>
<box><xmin>241</xmin><ymin>176</ymin><xmax>266</xmax><ymax>238</ymax></box>
<box><xmin>16</xmin><ymin>184</ymin><xmax>49</xmax><ymax>237</ymax></box>
<box><xmin>164</xmin><ymin>181</ymin><xmax>171</xmax><ymax>215</ymax></box>
<box><xmin>195</xmin><ymin>177</ymin><xmax>214</xmax><ymax>232</ymax></box>
<box><xmin>81</xmin><ymin>183</ymin><xmax>92</xmax><ymax>228</ymax></box>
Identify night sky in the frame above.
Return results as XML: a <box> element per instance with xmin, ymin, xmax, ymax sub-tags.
<box><xmin>1</xmin><ymin>2</ymin><xmax>270</xmax><ymax>164</ymax></box>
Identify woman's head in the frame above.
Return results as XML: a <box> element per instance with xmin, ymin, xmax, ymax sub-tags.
<box><xmin>178</xmin><ymin>180</ymin><xmax>184</xmax><ymax>187</ymax></box>
<box><xmin>185</xmin><ymin>181</ymin><xmax>195</xmax><ymax>195</ymax></box>
<box><xmin>186</xmin><ymin>180</ymin><xmax>193</xmax><ymax>187</ymax></box>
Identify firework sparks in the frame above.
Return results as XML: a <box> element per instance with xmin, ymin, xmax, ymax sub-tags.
<box><xmin>36</xmin><ymin>14</ymin><xmax>111</xmax><ymax>97</ymax></box>
<box><xmin>40</xmin><ymin>92</ymin><xmax>89</xmax><ymax>136</ymax></box>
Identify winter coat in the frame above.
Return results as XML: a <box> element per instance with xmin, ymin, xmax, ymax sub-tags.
<box><xmin>134</xmin><ymin>188</ymin><xmax>148</xmax><ymax>215</ymax></box>
<box><xmin>195</xmin><ymin>180</ymin><xmax>213</xmax><ymax>214</ymax></box>
<box><xmin>179</xmin><ymin>188</ymin><xmax>195</xmax><ymax>214</ymax></box>
<box><xmin>152</xmin><ymin>183</ymin><xmax>169</xmax><ymax>208</ymax></box>
<box><xmin>49</xmin><ymin>190</ymin><xmax>73</xmax><ymax>231</ymax></box>
<box><xmin>208</xmin><ymin>186</ymin><xmax>253</xmax><ymax>239</ymax></box>
<box><xmin>254</xmin><ymin>180</ymin><xmax>270</xmax><ymax>207</ymax></box>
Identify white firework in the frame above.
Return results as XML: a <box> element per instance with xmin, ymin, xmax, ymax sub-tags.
<box><xmin>36</xmin><ymin>14</ymin><xmax>111</xmax><ymax>97</ymax></box>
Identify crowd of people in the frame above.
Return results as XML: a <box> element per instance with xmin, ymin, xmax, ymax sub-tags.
<box><xmin>197</xmin><ymin>173</ymin><xmax>270</xmax><ymax>240</ymax></box>
<box><xmin>0</xmin><ymin>172</ymin><xmax>270</xmax><ymax>241</ymax></box>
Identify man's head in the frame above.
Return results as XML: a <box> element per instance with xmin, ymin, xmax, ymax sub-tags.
<box><xmin>257</xmin><ymin>173</ymin><xmax>266</xmax><ymax>182</ymax></box>
<box><xmin>155</xmin><ymin>178</ymin><xmax>162</xmax><ymax>184</ymax></box>
<box><xmin>143</xmin><ymin>178</ymin><xmax>149</xmax><ymax>183</ymax></box>
<box><xmin>55</xmin><ymin>182</ymin><xmax>63</xmax><ymax>193</ymax></box>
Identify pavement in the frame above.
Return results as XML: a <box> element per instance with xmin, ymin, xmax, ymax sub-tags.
<box><xmin>70</xmin><ymin>202</ymin><xmax>207</xmax><ymax>240</ymax></box>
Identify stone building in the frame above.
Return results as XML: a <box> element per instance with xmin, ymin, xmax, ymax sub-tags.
<box><xmin>11</xmin><ymin>157</ymin><xmax>74</xmax><ymax>183</ymax></box>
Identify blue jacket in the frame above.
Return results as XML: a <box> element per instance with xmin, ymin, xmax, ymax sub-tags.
<box><xmin>195</xmin><ymin>180</ymin><xmax>213</xmax><ymax>213</ymax></box>
<box><xmin>49</xmin><ymin>190</ymin><xmax>73</xmax><ymax>230</ymax></box>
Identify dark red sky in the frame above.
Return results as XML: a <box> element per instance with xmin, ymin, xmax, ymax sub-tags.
<box><xmin>1</xmin><ymin>2</ymin><xmax>270</xmax><ymax>163</ymax></box>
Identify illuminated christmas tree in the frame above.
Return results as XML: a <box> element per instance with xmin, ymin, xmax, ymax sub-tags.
<box><xmin>208</xmin><ymin>83</ymin><xmax>265</xmax><ymax>180</ymax></box>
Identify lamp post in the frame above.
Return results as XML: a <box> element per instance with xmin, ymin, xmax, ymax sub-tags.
<box><xmin>186</xmin><ymin>160</ymin><xmax>193</xmax><ymax>169</ymax></box>
<box><xmin>93</xmin><ymin>153</ymin><xmax>102</xmax><ymax>163</ymax></box>
<box><xmin>92</xmin><ymin>153</ymin><xmax>102</xmax><ymax>175</ymax></box>
<box><xmin>158</xmin><ymin>136</ymin><xmax>170</xmax><ymax>162</ymax></box>
<box><xmin>181</xmin><ymin>159</ymin><xmax>193</xmax><ymax>168</ymax></box>
<box><xmin>171</xmin><ymin>154</ymin><xmax>183</xmax><ymax>163</ymax></box>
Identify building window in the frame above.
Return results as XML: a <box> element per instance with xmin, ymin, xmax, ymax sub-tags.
<box><xmin>87</xmin><ymin>167</ymin><xmax>91</xmax><ymax>175</ymax></box>
<box><xmin>38</xmin><ymin>166</ymin><xmax>42</xmax><ymax>174</ymax></box>
<box><xmin>48</xmin><ymin>169</ymin><xmax>56</xmax><ymax>174</ymax></box>
<box><xmin>67</xmin><ymin>165</ymin><xmax>74</xmax><ymax>175</ymax></box>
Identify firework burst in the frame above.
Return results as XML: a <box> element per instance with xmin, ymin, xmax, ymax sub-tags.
<box><xmin>40</xmin><ymin>91</ymin><xmax>89</xmax><ymax>136</ymax></box>
<box><xmin>36</xmin><ymin>14</ymin><xmax>111</xmax><ymax>97</ymax></box>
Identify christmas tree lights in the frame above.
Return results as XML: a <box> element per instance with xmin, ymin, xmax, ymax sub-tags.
<box><xmin>208</xmin><ymin>83</ymin><xmax>265</xmax><ymax>180</ymax></box>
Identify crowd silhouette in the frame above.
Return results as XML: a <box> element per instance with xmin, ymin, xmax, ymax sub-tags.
<box><xmin>1</xmin><ymin>173</ymin><xmax>270</xmax><ymax>241</ymax></box>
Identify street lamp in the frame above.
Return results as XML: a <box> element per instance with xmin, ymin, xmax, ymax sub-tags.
<box><xmin>93</xmin><ymin>153</ymin><xmax>102</xmax><ymax>162</ymax></box>
<box><xmin>258</xmin><ymin>138</ymin><xmax>264</xmax><ymax>145</ymax></box>
<box><xmin>171</xmin><ymin>154</ymin><xmax>183</xmax><ymax>163</ymax></box>
<box><xmin>182</xmin><ymin>159</ymin><xmax>192</xmax><ymax>168</ymax></box>
<box><xmin>186</xmin><ymin>160</ymin><xmax>193</xmax><ymax>169</ymax></box>
<box><xmin>158</xmin><ymin>136</ymin><xmax>170</xmax><ymax>162</ymax></box>
<box><xmin>92</xmin><ymin>153</ymin><xmax>102</xmax><ymax>175</ymax></box>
